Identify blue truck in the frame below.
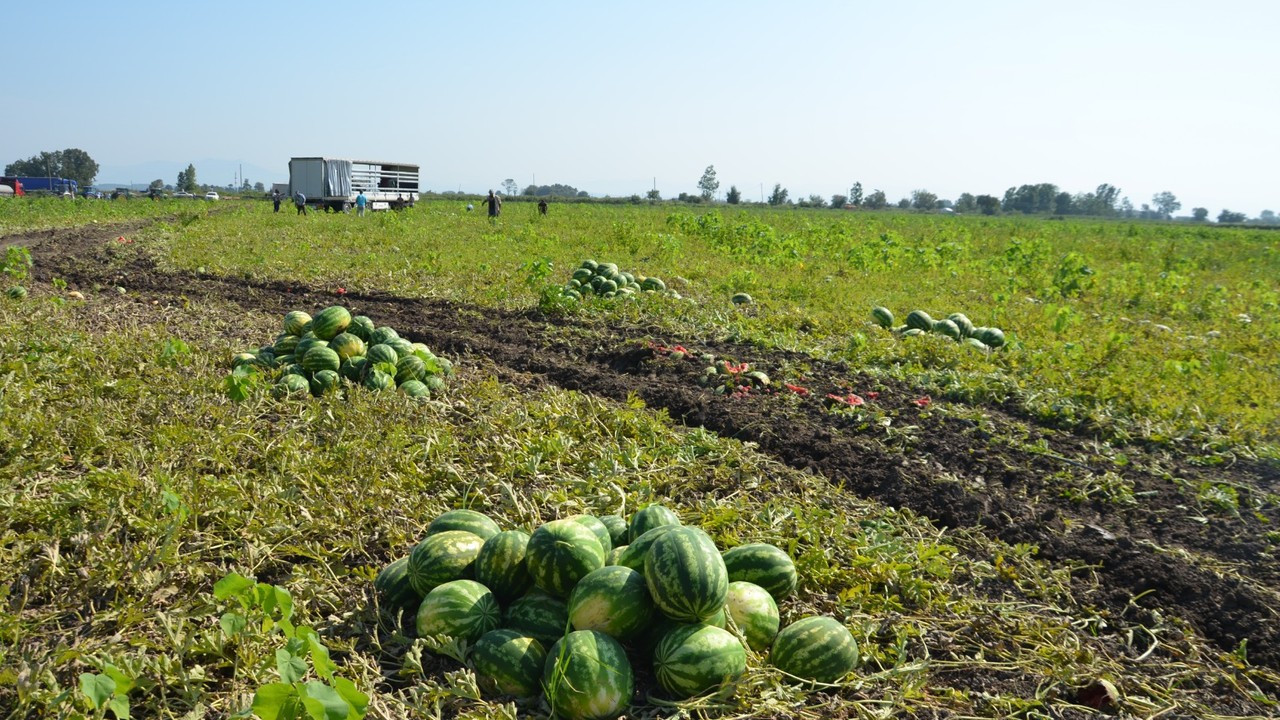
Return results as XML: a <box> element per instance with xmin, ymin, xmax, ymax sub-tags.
<box><xmin>7</xmin><ymin>176</ymin><xmax>79</xmax><ymax>195</ymax></box>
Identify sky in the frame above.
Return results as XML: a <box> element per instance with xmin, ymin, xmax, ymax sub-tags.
<box><xmin>3</xmin><ymin>0</ymin><xmax>1277</xmax><ymax>215</ymax></box>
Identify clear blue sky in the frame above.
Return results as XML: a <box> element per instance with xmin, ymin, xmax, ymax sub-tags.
<box><xmin>4</xmin><ymin>0</ymin><xmax>1277</xmax><ymax>215</ymax></box>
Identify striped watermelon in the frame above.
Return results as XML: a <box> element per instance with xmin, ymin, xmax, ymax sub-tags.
<box><xmin>363</xmin><ymin>369</ymin><xmax>394</xmax><ymax>391</ymax></box>
<box><xmin>427</xmin><ymin>509</ymin><xmax>501</xmax><ymax>540</ymax></box>
<box><xmin>628</xmin><ymin>504</ymin><xmax>681</xmax><ymax>542</ymax></box>
<box><xmin>347</xmin><ymin>315</ymin><xmax>376</xmax><ymax>342</ymax></box>
<box><xmin>415</xmin><ymin>579</ymin><xmax>500</xmax><ymax>642</ymax></box>
<box><xmin>606</xmin><ymin>545</ymin><xmax>627</xmax><ymax>565</ymax></box>
<box><xmin>328</xmin><ymin>332</ymin><xmax>366</xmax><ymax>361</ymax></box>
<box><xmin>399</xmin><ymin>380</ymin><xmax>430</xmax><ymax>398</ymax></box>
<box><xmin>980</xmin><ymin>327</ymin><xmax>1006</xmax><ymax>348</ymax></box>
<box><xmin>370</xmin><ymin>326</ymin><xmax>399</xmax><ymax>346</ymax></box>
<box><xmin>645</xmin><ymin>527</ymin><xmax>728</xmax><ymax>623</ymax></box>
<box><xmin>301</xmin><ymin>345</ymin><xmax>341</xmax><ymax>374</ymax></box>
<box><xmin>366</xmin><ymin>344</ymin><xmax>399</xmax><ymax>366</ymax></box>
<box><xmin>600</xmin><ymin>515</ymin><xmax>628</xmax><ymax>547</ymax></box>
<box><xmin>770</xmin><ymin>616</ymin><xmax>859</xmax><ymax>684</ymax></box>
<box><xmin>283</xmin><ymin>310</ymin><xmax>311</xmax><ymax>336</ymax></box>
<box><xmin>871</xmin><ymin>306</ymin><xmax>894</xmax><ymax>328</ymax></box>
<box><xmin>311</xmin><ymin>306</ymin><xmax>352</xmax><ymax>341</ymax></box>
<box><xmin>613</xmin><ymin>525</ymin><xmax>676</xmax><ymax>572</ymax></box>
<box><xmin>567</xmin><ymin>566</ymin><xmax>654</xmax><ymax>641</ymax></box>
<box><xmin>475</xmin><ymin>530</ymin><xmax>533</xmax><ymax>602</ymax></box>
<box><xmin>636</xmin><ymin>609</ymin><xmax>727</xmax><ymax>659</ymax></box>
<box><xmin>721</xmin><ymin>543</ymin><xmax>798</xmax><ymax>602</ymax></box>
<box><xmin>406</xmin><ymin>530</ymin><xmax>484</xmax><ymax>595</ymax></box>
<box><xmin>725</xmin><ymin>581</ymin><xmax>779</xmax><ymax>652</ymax></box>
<box><xmin>387</xmin><ymin>338</ymin><xmax>415</xmax><ymax>359</ymax></box>
<box><xmin>543</xmin><ymin>630</ymin><xmax>633</xmax><ymax>720</ymax></box>
<box><xmin>906</xmin><ymin>310</ymin><xmax>934</xmax><ymax>331</ymax></box>
<box><xmin>470</xmin><ymin>629</ymin><xmax>546</xmax><ymax>698</ymax></box>
<box><xmin>653</xmin><ymin>624</ymin><xmax>746</xmax><ymax>699</ymax></box>
<box><xmin>294</xmin><ymin>334</ymin><xmax>324</xmax><ymax>358</ymax></box>
<box><xmin>309</xmin><ymin>369</ymin><xmax>340</xmax><ymax>396</ymax></box>
<box><xmin>965</xmin><ymin>337</ymin><xmax>990</xmax><ymax>353</ymax></box>
<box><xmin>374</xmin><ymin>557</ymin><xmax>422</xmax><ymax>614</ymax></box>
<box><xmin>948</xmin><ymin>313</ymin><xmax>975</xmax><ymax>337</ymax></box>
<box><xmin>933</xmin><ymin>318</ymin><xmax>962</xmax><ymax>340</ymax></box>
<box><xmin>504</xmin><ymin>591</ymin><xmax>569</xmax><ymax>646</ymax></box>
<box><xmin>569</xmin><ymin>515</ymin><xmax>613</xmax><ymax>555</ymax></box>
<box><xmin>395</xmin><ymin>355</ymin><xmax>426</xmax><ymax>385</ymax></box>
<box><xmin>273</xmin><ymin>374</ymin><xmax>310</xmax><ymax>398</ymax></box>
<box><xmin>273</xmin><ymin>334</ymin><xmax>300</xmax><ymax>356</ymax></box>
<box><xmin>526</xmin><ymin>520</ymin><xmax>605</xmax><ymax>598</ymax></box>
<box><xmin>339</xmin><ymin>357</ymin><xmax>367</xmax><ymax>382</ymax></box>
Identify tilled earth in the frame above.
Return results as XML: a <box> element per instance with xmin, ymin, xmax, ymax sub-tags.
<box><xmin>9</xmin><ymin>220</ymin><xmax>1280</xmax><ymax>708</ymax></box>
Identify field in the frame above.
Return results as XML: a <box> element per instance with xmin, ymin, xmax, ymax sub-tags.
<box><xmin>2</xmin><ymin>196</ymin><xmax>1278</xmax><ymax>719</ymax></box>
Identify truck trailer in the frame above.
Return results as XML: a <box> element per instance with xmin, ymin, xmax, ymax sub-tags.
<box><xmin>288</xmin><ymin>158</ymin><xmax>419</xmax><ymax>212</ymax></box>
<box><xmin>4</xmin><ymin>177</ymin><xmax>78</xmax><ymax>195</ymax></box>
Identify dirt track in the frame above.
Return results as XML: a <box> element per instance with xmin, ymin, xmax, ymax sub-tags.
<box><xmin>10</xmin><ymin>221</ymin><xmax>1280</xmax><ymax>679</ymax></box>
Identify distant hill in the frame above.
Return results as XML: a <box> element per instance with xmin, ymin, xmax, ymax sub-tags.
<box><xmin>94</xmin><ymin>159</ymin><xmax>283</xmax><ymax>190</ymax></box>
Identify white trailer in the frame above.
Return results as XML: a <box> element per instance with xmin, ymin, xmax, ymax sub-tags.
<box><xmin>288</xmin><ymin>157</ymin><xmax>420</xmax><ymax>212</ymax></box>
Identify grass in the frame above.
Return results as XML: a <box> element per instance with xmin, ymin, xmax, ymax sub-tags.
<box><xmin>0</xmin><ymin>196</ymin><xmax>205</xmax><ymax>233</ymax></box>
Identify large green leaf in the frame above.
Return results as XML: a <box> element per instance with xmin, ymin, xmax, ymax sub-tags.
<box><xmin>213</xmin><ymin>572</ymin><xmax>254</xmax><ymax>600</ymax></box>
<box><xmin>251</xmin><ymin>682</ymin><xmax>300</xmax><ymax>720</ymax></box>
<box><xmin>79</xmin><ymin>673</ymin><xmax>115</xmax><ymax>709</ymax></box>
<box><xmin>331</xmin><ymin>678</ymin><xmax>369</xmax><ymax>719</ymax></box>
<box><xmin>276</xmin><ymin>649</ymin><xmax>307</xmax><ymax>684</ymax></box>
<box><xmin>299</xmin><ymin>681</ymin><xmax>350</xmax><ymax>720</ymax></box>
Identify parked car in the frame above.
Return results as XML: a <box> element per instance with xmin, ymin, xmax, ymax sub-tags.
<box><xmin>204</xmin><ymin>192</ymin><xmax>220</xmax><ymax>201</ymax></box>
<box><xmin>173</xmin><ymin>191</ymin><xmax>195</xmax><ymax>199</ymax></box>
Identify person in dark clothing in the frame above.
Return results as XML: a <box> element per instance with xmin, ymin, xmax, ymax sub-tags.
<box><xmin>538</xmin><ymin>198</ymin><xmax>548</xmax><ymax>216</ymax></box>
<box><xmin>272</xmin><ymin>189</ymin><xmax>282</xmax><ymax>212</ymax></box>
<box><xmin>294</xmin><ymin>191</ymin><xmax>307</xmax><ymax>215</ymax></box>
<box><xmin>484</xmin><ymin>190</ymin><xmax>501</xmax><ymax>225</ymax></box>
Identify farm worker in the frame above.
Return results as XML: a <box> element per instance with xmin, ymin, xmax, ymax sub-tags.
<box><xmin>294</xmin><ymin>191</ymin><xmax>307</xmax><ymax>215</ymax></box>
<box><xmin>355</xmin><ymin>190</ymin><xmax>367</xmax><ymax>216</ymax></box>
<box><xmin>484</xmin><ymin>190</ymin><xmax>501</xmax><ymax>225</ymax></box>
<box><xmin>272</xmin><ymin>189</ymin><xmax>282</xmax><ymax>213</ymax></box>
<box><xmin>538</xmin><ymin>198</ymin><xmax>548</xmax><ymax>216</ymax></box>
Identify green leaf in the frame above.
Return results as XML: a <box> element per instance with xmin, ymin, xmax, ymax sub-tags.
<box><xmin>102</xmin><ymin>663</ymin><xmax>135</xmax><ymax>695</ymax></box>
<box><xmin>299</xmin><ymin>681</ymin><xmax>350</xmax><ymax>720</ymax></box>
<box><xmin>273</xmin><ymin>586</ymin><xmax>295</xmax><ymax>624</ymax></box>
<box><xmin>214</xmin><ymin>572</ymin><xmax>255</xmax><ymax>600</ymax></box>
<box><xmin>306</xmin><ymin>634</ymin><xmax>336</xmax><ymax>682</ymax></box>
<box><xmin>331</xmin><ymin>678</ymin><xmax>369</xmax><ymax>719</ymax></box>
<box><xmin>79</xmin><ymin>673</ymin><xmax>115</xmax><ymax>709</ymax></box>
<box><xmin>251</xmin><ymin>682</ymin><xmax>300</xmax><ymax>720</ymax></box>
<box><xmin>107</xmin><ymin>694</ymin><xmax>131</xmax><ymax>719</ymax></box>
<box><xmin>220</xmin><ymin>612</ymin><xmax>247</xmax><ymax>637</ymax></box>
<box><xmin>276</xmin><ymin>649</ymin><xmax>307</xmax><ymax>684</ymax></box>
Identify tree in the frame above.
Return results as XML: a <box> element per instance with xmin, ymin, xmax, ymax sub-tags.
<box><xmin>896</xmin><ymin>198</ymin><xmax>911</xmax><ymax>209</ymax></box>
<box><xmin>864</xmin><ymin>189</ymin><xmax>887</xmax><ymax>209</ymax></box>
<box><xmin>955</xmin><ymin>193</ymin><xmax>977</xmax><ymax>213</ymax></box>
<box><xmin>830</xmin><ymin>194</ymin><xmax>848</xmax><ymax>209</ymax></box>
<box><xmin>725</xmin><ymin>185</ymin><xmax>742</xmax><ymax>204</ymax></box>
<box><xmin>975</xmin><ymin>195</ymin><xmax>1000</xmax><ymax>215</ymax></box>
<box><xmin>849</xmin><ymin>182</ymin><xmax>863</xmax><ymax>206</ymax></box>
<box><xmin>148</xmin><ymin>179</ymin><xmax>164</xmax><ymax>191</ymax></box>
<box><xmin>806</xmin><ymin>194</ymin><xmax>827</xmax><ymax>208</ymax></box>
<box><xmin>5</xmin><ymin>148</ymin><xmax>99</xmax><ymax>187</ymax></box>
<box><xmin>1259</xmin><ymin>210</ymin><xmax>1278</xmax><ymax>225</ymax></box>
<box><xmin>1191</xmin><ymin>207</ymin><xmax>1208</xmax><ymax>221</ymax></box>
<box><xmin>697</xmin><ymin>165</ymin><xmax>719</xmax><ymax>201</ymax></box>
<box><xmin>1218</xmin><ymin>209</ymin><xmax>1246</xmax><ymax>223</ymax></box>
<box><xmin>502</xmin><ymin>179</ymin><xmax>518</xmax><ymax>197</ymax></box>
<box><xmin>1119</xmin><ymin>197</ymin><xmax>1134</xmax><ymax>218</ymax></box>
<box><xmin>1053</xmin><ymin>192</ymin><xmax>1074</xmax><ymax>215</ymax></box>
<box><xmin>178</xmin><ymin>164</ymin><xmax>197</xmax><ymax>193</ymax></box>
<box><xmin>767</xmin><ymin>184</ymin><xmax>789</xmax><ymax>206</ymax></box>
<box><xmin>253</xmin><ymin>181</ymin><xmax>265</xmax><ymax>193</ymax></box>
<box><xmin>911</xmin><ymin>189</ymin><xmax>937</xmax><ymax>211</ymax></box>
<box><xmin>646</xmin><ymin>188</ymin><xmax>661</xmax><ymax>201</ymax></box>
<box><xmin>1152</xmin><ymin>191</ymin><xmax>1181</xmax><ymax>218</ymax></box>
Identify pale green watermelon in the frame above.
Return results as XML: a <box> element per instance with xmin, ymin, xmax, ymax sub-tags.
<box><xmin>567</xmin><ymin>566</ymin><xmax>654</xmax><ymax>641</ymax></box>
<box><xmin>543</xmin><ymin>630</ymin><xmax>633</xmax><ymax>720</ymax></box>
<box><xmin>415</xmin><ymin>579</ymin><xmax>500</xmax><ymax>642</ymax></box>
<box><xmin>725</xmin><ymin>581</ymin><xmax>779</xmax><ymax>652</ymax></box>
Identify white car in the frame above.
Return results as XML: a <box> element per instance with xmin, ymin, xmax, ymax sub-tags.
<box><xmin>204</xmin><ymin>192</ymin><xmax>220</xmax><ymax>201</ymax></box>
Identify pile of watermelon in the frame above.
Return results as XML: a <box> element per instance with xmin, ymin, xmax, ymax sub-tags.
<box><xmin>229</xmin><ymin>306</ymin><xmax>454</xmax><ymax>400</ymax></box>
<box><xmin>559</xmin><ymin>260</ymin><xmax>679</xmax><ymax>302</ymax></box>
<box><xmin>376</xmin><ymin>505</ymin><xmax>858</xmax><ymax>718</ymax></box>
<box><xmin>871</xmin><ymin>306</ymin><xmax>1006</xmax><ymax>351</ymax></box>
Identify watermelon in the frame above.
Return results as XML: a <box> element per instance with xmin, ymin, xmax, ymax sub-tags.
<box><xmin>309</xmin><ymin>369</ymin><xmax>341</xmax><ymax>396</ymax></box>
<box><xmin>395</xmin><ymin>355</ymin><xmax>426</xmax><ymax>385</ymax></box>
<box><xmin>980</xmin><ymin>327</ymin><xmax>1006</xmax><ymax>348</ymax></box>
<box><xmin>294</xmin><ymin>335</ymin><xmax>324</xmax><ymax>357</ymax></box>
<box><xmin>310</xmin><ymin>306</ymin><xmax>351</xmax><ymax>341</ymax></box>
<box><xmin>504</xmin><ymin>591</ymin><xmax>570</xmax><ymax>646</ymax></box>
<box><xmin>652</xmin><ymin>624</ymin><xmax>746</xmax><ymax>699</ymax></box>
<box><xmin>470</xmin><ymin>629</ymin><xmax>546</xmax><ymax>698</ymax></box>
<box><xmin>725</xmin><ymin>581</ymin><xmax>779</xmax><ymax>652</ymax></box>
<box><xmin>905</xmin><ymin>310</ymin><xmax>934</xmax><ymax>331</ymax></box>
<box><xmin>273</xmin><ymin>374</ymin><xmax>310</xmax><ymax>398</ymax></box>
<box><xmin>964</xmin><ymin>337</ymin><xmax>990</xmax><ymax>353</ymax></box>
<box><xmin>871</xmin><ymin>306</ymin><xmax>894</xmax><ymax>328</ymax></box>
<box><xmin>370</xmin><ymin>326</ymin><xmax>399</xmax><ymax>346</ymax></box>
<box><xmin>347</xmin><ymin>315</ymin><xmax>376</xmax><ymax>342</ymax></box>
<box><xmin>628</xmin><ymin>504</ymin><xmax>681</xmax><ymax>542</ymax></box>
<box><xmin>415</xmin><ymin>579</ymin><xmax>500</xmax><ymax>642</ymax></box>
<box><xmin>428</xmin><ymin>509</ymin><xmax>500</xmax><ymax>540</ymax></box>
<box><xmin>933</xmin><ymin>318</ymin><xmax>962</xmax><ymax>340</ymax></box>
<box><xmin>721</xmin><ymin>543</ymin><xmax>798</xmax><ymax>602</ymax></box>
<box><xmin>580</xmin><ymin>259</ymin><xmax>599</xmax><ymax>271</ymax></box>
<box><xmin>424</xmin><ymin>375</ymin><xmax>446</xmax><ymax>394</ymax></box>
<box><xmin>567</xmin><ymin>566</ymin><xmax>654</xmax><ymax>641</ymax></box>
<box><xmin>231</xmin><ymin>352</ymin><xmax>260</xmax><ymax>369</ymax></box>
<box><xmin>731</xmin><ymin>292</ymin><xmax>753</xmax><ymax>305</ymax></box>
<box><xmin>399</xmin><ymin>379</ymin><xmax>430</xmax><ymax>398</ymax></box>
<box><xmin>636</xmin><ymin>609</ymin><xmax>727</xmax><ymax>659</ymax></box>
<box><xmin>902</xmin><ymin>328</ymin><xmax>926</xmax><ymax>337</ymax></box>
<box><xmin>947</xmin><ymin>313</ymin><xmax>975</xmax><ymax>337</ymax></box>
<box><xmin>366</xmin><ymin>343</ymin><xmax>399</xmax><ymax>366</ymax></box>
<box><xmin>543</xmin><ymin>630</ymin><xmax>633</xmax><ymax>720</ymax></box>
<box><xmin>273</xmin><ymin>334</ymin><xmax>300</xmax><ymax>356</ymax></box>
<box><xmin>641</xmin><ymin>277</ymin><xmax>666</xmax><ymax>292</ymax></box>
<box><xmin>328</xmin><ymin>332</ymin><xmax>366</xmax><ymax>361</ymax></box>
<box><xmin>475</xmin><ymin>530</ymin><xmax>533</xmax><ymax>602</ymax></box>
<box><xmin>770</xmin><ymin>616</ymin><xmax>859</xmax><ymax>684</ymax></box>
<box><xmin>406</xmin><ymin>530</ymin><xmax>484</xmax><ymax>595</ymax></box>
<box><xmin>645</xmin><ymin>527</ymin><xmax>728</xmax><ymax>623</ymax></box>
<box><xmin>339</xmin><ymin>356</ymin><xmax>367</xmax><ymax>382</ymax></box>
<box><xmin>569</xmin><ymin>515</ymin><xmax>613</xmax><ymax>555</ymax></box>
<box><xmin>571</xmin><ymin>268</ymin><xmax>593</xmax><ymax>282</ymax></box>
<box><xmin>606</xmin><ymin>545</ymin><xmax>627</xmax><ymax>565</ymax></box>
<box><xmin>526</xmin><ymin>520</ymin><xmax>606</xmax><ymax>598</ymax></box>
<box><xmin>387</xmin><ymin>338</ymin><xmax>415</xmax><ymax>359</ymax></box>
<box><xmin>363</xmin><ymin>369</ymin><xmax>394</xmax><ymax>391</ymax></box>
<box><xmin>374</xmin><ymin>557</ymin><xmax>422</xmax><ymax>614</ymax></box>
<box><xmin>600</xmin><ymin>515</ymin><xmax>628</xmax><ymax>547</ymax></box>
<box><xmin>613</xmin><ymin>525</ymin><xmax>676</xmax><ymax>572</ymax></box>
<box><xmin>283</xmin><ymin>310</ymin><xmax>311</xmax><ymax>336</ymax></box>
<box><xmin>301</xmin><ymin>346</ymin><xmax>341</xmax><ymax>374</ymax></box>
